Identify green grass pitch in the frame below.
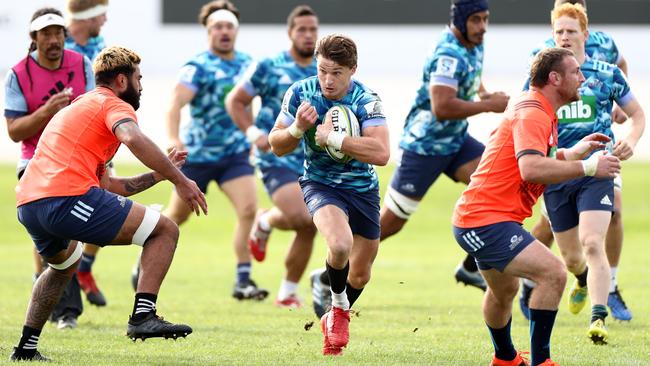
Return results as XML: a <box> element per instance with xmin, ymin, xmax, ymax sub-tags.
<box><xmin>0</xmin><ymin>162</ymin><xmax>648</xmax><ymax>365</ymax></box>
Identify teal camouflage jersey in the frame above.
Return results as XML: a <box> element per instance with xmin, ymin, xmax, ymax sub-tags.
<box><xmin>178</xmin><ymin>50</ymin><xmax>252</xmax><ymax>163</ymax></box>
<box><xmin>238</xmin><ymin>51</ymin><xmax>317</xmax><ymax>175</ymax></box>
<box><xmin>400</xmin><ymin>27</ymin><xmax>483</xmax><ymax>156</ymax></box>
<box><xmin>531</xmin><ymin>31</ymin><xmax>621</xmax><ymax>66</ymax></box>
<box><xmin>525</xmin><ymin>59</ymin><xmax>633</xmax><ymax>149</ymax></box>
<box><xmin>277</xmin><ymin>76</ymin><xmax>386</xmax><ymax>193</ymax></box>
<box><xmin>65</xmin><ymin>35</ymin><xmax>106</xmax><ymax>61</ymax></box>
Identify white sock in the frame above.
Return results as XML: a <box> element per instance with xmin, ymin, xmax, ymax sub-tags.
<box><xmin>609</xmin><ymin>267</ymin><xmax>618</xmax><ymax>293</ymax></box>
<box><xmin>331</xmin><ymin>288</ymin><xmax>350</xmax><ymax>311</ymax></box>
<box><xmin>259</xmin><ymin>212</ymin><xmax>271</xmax><ymax>231</ymax></box>
<box><xmin>277</xmin><ymin>279</ymin><xmax>298</xmax><ymax>300</ymax></box>
<box><xmin>523</xmin><ymin>278</ymin><xmax>537</xmax><ymax>288</ymax></box>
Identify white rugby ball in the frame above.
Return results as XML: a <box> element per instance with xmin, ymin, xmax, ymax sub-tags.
<box><xmin>325</xmin><ymin>105</ymin><xmax>360</xmax><ymax>163</ymax></box>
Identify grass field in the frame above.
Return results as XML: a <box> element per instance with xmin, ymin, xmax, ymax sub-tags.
<box><xmin>0</xmin><ymin>161</ymin><xmax>649</xmax><ymax>365</ymax></box>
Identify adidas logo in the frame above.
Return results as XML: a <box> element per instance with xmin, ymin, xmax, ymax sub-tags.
<box><xmin>600</xmin><ymin>195</ymin><xmax>612</xmax><ymax>206</ymax></box>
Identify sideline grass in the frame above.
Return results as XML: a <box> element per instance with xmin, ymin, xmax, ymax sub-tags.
<box><xmin>0</xmin><ymin>162</ymin><xmax>648</xmax><ymax>365</ymax></box>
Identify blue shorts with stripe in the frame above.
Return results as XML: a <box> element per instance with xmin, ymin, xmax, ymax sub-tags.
<box><xmin>260</xmin><ymin>166</ymin><xmax>300</xmax><ymax>197</ymax></box>
<box><xmin>544</xmin><ymin>176</ymin><xmax>614</xmax><ymax>233</ymax></box>
<box><xmin>300</xmin><ymin>178</ymin><xmax>380</xmax><ymax>240</ymax></box>
<box><xmin>17</xmin><ymin>187</ymin><xmax>133</xmax><ymax>258</ymax></box>
<box><xmin>453</xmin><ymin>222</ymin><xmax>535</xmax><ymax>272</ymax></box>
<box><xmin>390</xmin><ymin>136</ymin><xmax>484</xmax><ymax>198</ymax></box>
<box><xmin>181</xmin><ymin>151</ymin><xmax>255</xmax><ymax>193</ymax></box>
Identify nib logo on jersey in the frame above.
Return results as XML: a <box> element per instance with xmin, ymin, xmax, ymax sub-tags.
<box><xmin>557</xmin><ymin>95</ymin><xmax>596</xmax><ymax>124</ymax></box>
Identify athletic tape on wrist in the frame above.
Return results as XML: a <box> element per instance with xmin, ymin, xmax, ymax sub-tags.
<box><xmin>288</xmin><ymin>123</ymin><xmax>304</xmax><ymax>139</ymax></box>
<box><xmin>581</xmin><ymin>156</ymin><xmax>598</xmax><ymax>176</ymax></box>
<box><xmin>326</xmin><ymin>132</ymin><xmax>345</xmax><ymax>150</ymax></box>
<box><xmin>245</xmin><ymin>125</ymin><xmax>264</xmax><ymax>144</ymax></box>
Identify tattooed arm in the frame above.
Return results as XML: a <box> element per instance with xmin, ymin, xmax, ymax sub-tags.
<box><xmin>101</xmin><ymin>148</ymin><xmax>188</xmax><ymax>197</ymax></box>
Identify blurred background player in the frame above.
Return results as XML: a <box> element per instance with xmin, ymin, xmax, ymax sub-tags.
<box><xmin>521</xmin><ymin>0</ymin><xmax>637</xmax><ymax>323</ymax></box>
<box><xmin>161</xmin><ymin>0</ymin><xmax>268</xmax><ymax>300</ymax></box>
<box><xmin>521</xmin><ymin>3</ymin><xmax>644</xmax><ymax>344</ymax></box>
<box><xmin>65</xmin><ymin>0</ymin><xmax>110</xmax><ymax>308</ymax></box>
<box><xmin>453</xmin><ymin>47</ymin><xmax>620</xmax><ymax>366</ymax></box>
<box><xmin>379</xmin><ymin>0</ymin><xmax>509</xmax><ymax>292</ymax></box>
<box><xmin>270</xmin><ymin>34</ymin><xmax>390</xmax><ymax>355</ymax></box>
<box><xmin>4</xmin><ymin>7</ymin><xmax>95</xmax><ymax>330</ymax></box>
<box><xmin>10</xmin><ymin>45</ymin><xmax>203</xmax><ymax>362</ymax></box>
<box><xmin>226</xmin><ymin>5</ymin><xmax>319</xmax><ymax>307</ymax></box>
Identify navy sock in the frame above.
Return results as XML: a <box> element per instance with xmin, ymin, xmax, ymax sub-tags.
<box><xmin>131</xmin><ymin>293</ymin><xmax>157</xmax><ymax>322</ymax></box>
<box><xmin>326</xmin><ymin>261</ymin><xmax>349</xmax><ymax>294</ymax></box>
<box><xmin>463</xmin><ymin>254</ymin><xmax>478</xmax><ymax>272</ymax></box>
<box><xmin>345</xmin><ymin>282</ymin><xmax>364</xmax><ymax>307</ymax></box>
<box><xmin>237</xmin><ymin>262</ymin><xmax>251</xmax><ymax>285</ymax></box>
<box><xmin>78</xmin><ymin>253</ymin><xmax>95</xmax><ymax>272</ymax></box>
<box><xmin>529</xmin><ymin>308</ymin><xmax>557</xmax><ymax>365</ymax></box>
<box><xmin>575</xmin><ymin>267</ymin><xmax>588</xmax><ymax>288</ymax></box>
<box><xmin>16</xmin><ymin>326</ymin><xmax>41</xmax><ymax>354</ymax></box>
<box><xmin>591</xmin><ymin>304</ymin><xmax>608</xmax><ymax>323</ymax></box>
<box><xmin>486</xmin><ymin>318</ymin><xmax>516</xmax><ymax>361</ymax></box>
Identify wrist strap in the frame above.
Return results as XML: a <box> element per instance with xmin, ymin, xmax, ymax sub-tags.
<box><xmin>326</xmin><ymin>132</ymin><xmax>345</xmax><ymax>150</ymax></box>
<box><xmin>245</xmin><ymin>125</ymin><xmax>264</xmax><ymax>143</ymax></box>
<box><xmin>288</xmin><ymin>123</ymin><xmax>304</xmax><ymax>139</ymax></box>
<box><xmin>581</xmin><ymin>156</ymin><xmax>598</xmax><ymax>176</ymax></box>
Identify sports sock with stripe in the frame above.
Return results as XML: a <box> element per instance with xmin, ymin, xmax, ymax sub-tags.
<box><xmin>16</xmin><ymin>326</ymin><xmax>41</xmax><ymax>355</ymax></box>
<box><xmin>131</xmin><ymin>293</ymin><xmax>157</xmax><ymax>322</ymax></box>
<box><xmin>236</xmin><ymin>262</ymin><xmax>251</xmax><ymax>285</ymax></box>
<box><xmin>486</xmin><ymin>318</ymin><xmax>516</xmax><ymax>361</ymax></box>
<box><xmin>529</xmin><ymin>308</ymin><xmax>557</xmax><ymax>366</ymax></box>
<box><xmin>591</xmin><ymin>304</ymin><xmax>608</xmax><ymax>323</ymax></box>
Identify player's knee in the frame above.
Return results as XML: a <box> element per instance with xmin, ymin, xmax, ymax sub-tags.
<box><xmin>383</xmin><ymin>187</ymin><xmax>419</xmax><ymax>221</ymax></box>
<box><xmin>348</xmin><ymin>269</ymin><xmax>371</xmax><ymax>288</ymax></box>
<box><xmin>148</xmin><ymin>215</ymin><xmax>179</xmax><ymax>249</ymax></box>
<box><xmin>237</xmin><ymin>201</ymin><xmax>257</xmax><ymax>221</ymax></box>
<box><xmin>580</xmin><ymin>233</ymin><xmax>606</xmax><ymax>257</ymax></box>
<box><xmin>328</xmin><ymin>239</ymin><xmax>352</xmax><ymax>258</ymax></box>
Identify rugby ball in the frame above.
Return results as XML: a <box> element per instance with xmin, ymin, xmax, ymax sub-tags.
<box><xmin>325</xmin><ymin>105</ymin><xmax>360</xmax><ymax>163</ymax></box>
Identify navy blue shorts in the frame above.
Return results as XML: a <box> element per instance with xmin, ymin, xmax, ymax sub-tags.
<box><xmin>453</xmin><ymin>222</ymin><xmax>535</xmax><ymax>272</ymax></box>
<box><xmin>17</xmin><ymin>187</ymin><xmax>133</xmax><ymax>258</ymax></box>
<box><xmin>182</xmin><ymin>151</ymin><xmax>255</xmax><ymax>193</ymax></box>
<box><xmin>299</xmin><ymin>178</ymin><xmax>380</xmax><ymax>240</ymax></box>
<box><xmin>390</xmin><ymin>136</ymin><xmax>484</xmax><ymax>197</ymax></box>
<box><xmin>260</xmin><ymin>166</ymin><xmax>300</xmax><ymax>197</ymax></box>
<box><xmin>544</xmin><ymin>176</ymin><xmax>614</xmax><ymax>233</ymax></box>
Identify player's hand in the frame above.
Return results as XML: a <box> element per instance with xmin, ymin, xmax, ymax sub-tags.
<box><xmin>565</xmin><ymin>133</ymin><xmax>610</xmax><ymax>160</ymax></box>
<box><xmin>612</xmin><ymin>139</ymin><xmax>634</xmax><ymax>161</ymax></box>
<box><xmin>254</xmin><ymin>134</ymin><xmax>271</xmax><ymax>152</ymax></box>
<box><xmin>592</xmin><ymin>152</ymin><xmax>621</xmax><ymax>179</ymax></box>
<box><xmin>167</xmin><ymin>138</ymin><xmax>186</xmax><ymax>154</ymax></box>
<box><xmin>611</xmin><ymin>105</ymin><xmax>628</xmax><ymax>124</ymax></box>
<box><xmin>482</xmin><ymin>92</ymin><xmax>509</xmax><ymax>113</ymax></box>
<box><xmin>42</xmin><ymin>90</ymin><xmax>72</xmax><ymax>116</ymax></box>
<box><xmin>175</xmin><ymin>177</ymin><xmax>208</xmax><ymax>216</ymax></box>
<box><xmin>167</xmin><ymin>147</ymin><xmax>188</xmax><ymax>169</ymax></box>
<box><xmin>295</xmin><ymin>102</ymin><xmax>318</xmax><ymax>132</ymax></box>
<box><xmin>315</xmin><ymin>119</ymin><xmax>333</xmax><ymax>147</ymax></box>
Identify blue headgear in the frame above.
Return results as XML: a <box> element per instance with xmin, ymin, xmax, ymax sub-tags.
<box><xmin>450</xmin><ymin>0</ymin><xmax>489</xmax><ymax>41</ymax></box>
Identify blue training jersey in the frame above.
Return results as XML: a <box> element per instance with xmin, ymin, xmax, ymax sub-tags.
<box><xmin>277</xmin><ymin>76</ymin><xmax>386</xmax><ymax>193</ymax></box>
<box><xmin>65</xmin><ymin>35</ymin><xmax>106</xmax><ymax>61</ymax></box>
<box><xmin>530</xmin><ymin>30</ymin><xmax>621</xmax><ymax>66</ymax></box>
<box><xmin>238</xmin><ymin>51</ymin><xmax>317</xmax><ymax>175</ymax></box>
<box><xmin>400</xmin><ymin>27</ymin><xmax>483</xmax><ymax>156</ymax></box>
<box><xmin>178</xmin><ymin>50</ymin><xmax>252</xmax><ymax>163</ymax></box>
<box><xmin>555</xmin><ymin>59</ymin><xmax>632</xmax><ymax>149</ymax></box>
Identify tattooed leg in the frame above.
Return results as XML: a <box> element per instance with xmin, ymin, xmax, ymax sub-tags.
<box><xmin>24</xmin><ymin>267</ymin><xmax>74</xmax><ymax>329</ymax></box>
